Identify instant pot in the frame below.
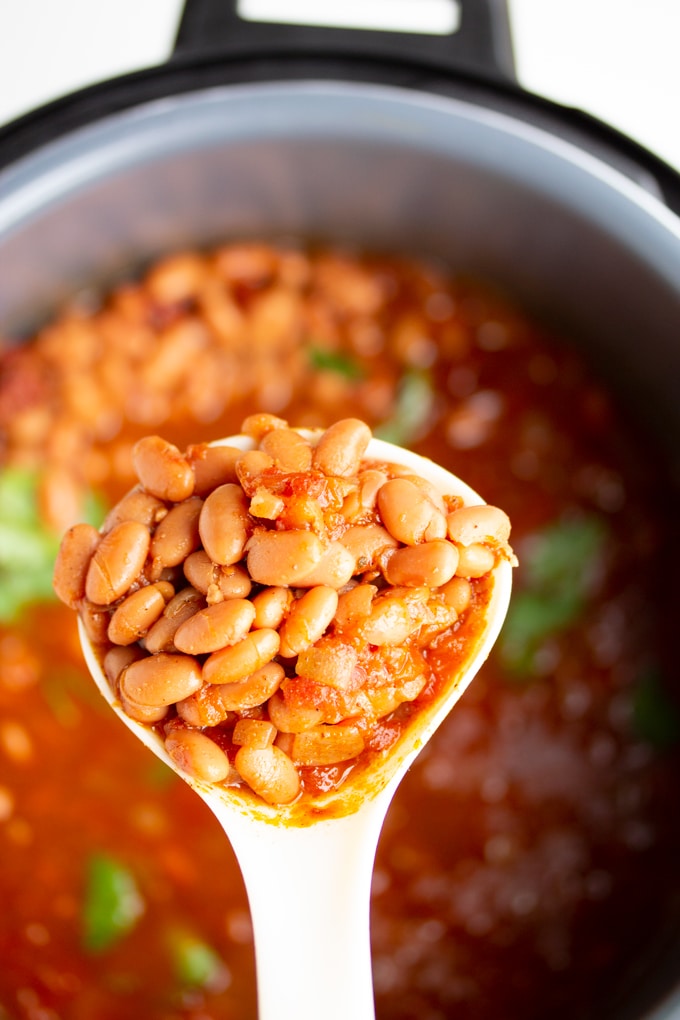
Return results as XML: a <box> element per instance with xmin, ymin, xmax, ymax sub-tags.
<box><xmin>0</xmin><ymin>1</ymin><xmax>678</xmax><ymax>1016</ymax></box>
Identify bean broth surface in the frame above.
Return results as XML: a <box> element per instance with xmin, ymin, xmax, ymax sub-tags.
<box><xmin>0</xmin><ymin>245</ymin><xmax>678</xmax><ymax>1019</ymax></box>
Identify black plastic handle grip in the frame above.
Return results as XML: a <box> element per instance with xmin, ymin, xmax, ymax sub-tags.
<box><xmin>174</xmin><ymin>0</ymin><xmax>516</xmax><ymax>82</ymax></box>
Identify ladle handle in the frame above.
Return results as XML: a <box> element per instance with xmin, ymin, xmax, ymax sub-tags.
<box><xmin>173</xmin><ymin>0</ymin><xmax>516</xmax><ymax>83</ymax></box>
<box><xmin>217</xmin><ymin>806</ymin><xmax>385</xmax><ymax>1020</ymax></box>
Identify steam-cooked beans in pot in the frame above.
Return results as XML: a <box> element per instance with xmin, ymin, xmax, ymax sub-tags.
<box><xmin>54</xmin><ymin>416</ymin><xmax>514</xmax><ymax>805</ymax></box>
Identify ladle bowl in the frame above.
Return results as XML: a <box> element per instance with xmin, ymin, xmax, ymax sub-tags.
<box><xmin>79</xmin><ymin>432</ymin><xmax>513</xmax><ymax>1020</ymax></box>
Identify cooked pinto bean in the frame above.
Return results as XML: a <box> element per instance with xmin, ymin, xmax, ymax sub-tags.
<box><xmin>377</xmin><ymin>478</ymin><xmax>447</xmax><ymax>545</ymax></box>
<box><xmin>144</xmin><ymin>587</ymin><xmax>205</xmax><ymax>653</ymax></box>
<box><xmin>78</xmin><ymin>600</ymin><xmax>111</xmax><ymax>645</ymax></box>
<box><xmin>455</xmin><ymin>542</ymin><xmax>497</xmax><ymax>578</ymax></box>
<box><xmin>360</xmin><ymin>595</ymin><xmax>419</xmax><ymax>647</ymax></box>
<box><xmin>279</xmin><ymin>586</ymin><xmax>338</xmax><ymax>658</ymax></box>
<box><xmin>174</xmin><ymin>599</ymin><xmax>256</xmax><ymax>655</ymax></box>
<box><xmin>150</xmin><ymin>496</ymin><xmax>203</xmax><ymax>568</ymax></box>
<box><xmin>102</xmin><ymin>487</ymin><xmax>168</xmax><ymax>532</ymax></box>
<box><xmin>108</xmin><ymin>582</ymin><xmax>173</xmax><ymax>646</ymax></box>
<box><xmin>120</xmin><ymin>652</ymin><xmax>203</xmax><ymax>707</ymax></box>
<box><xmin>439</xmin><ymin>576</ymin><xmax>472</xmax><ymax>614</ymax></box>
<box><xmin>294</xmin><ymin>541</ymin><xmax>356</xmax><ymax>589</ymax></box>
<box><xmin>232</xmin><ymin>719</ymin><xmax>277</xmax><ymax>749</ymax></box>
<box><xmin>447</xmin><ymin>504</ymin><xmax>512</xmax><ymax>547</ymax></box>
<box><xmin>199</xmin><ymin>483</ymin><xmax>250</xmax><ymax>565</ymax></box>
<box><xmin>52</xmin><ymin>522</ymin><xmax>100</xmax><ymax>609</ymax></box>
<box><xmin>240</xmin><ymin>412</ymin><xmax>288</xmax><ymax>440</ymax></box>
<box><xmin>132</xmin><ymin>435</ymin><xmax>195</xmax><ymax>502</ymax></box>
<box><xmin>85</xmin><ymin>521</ymin><xmax>150</xmax><ymax>605</ymax></box>
<box><xmin>246</xmin><ymin>529</ymin><xmax>325</xmax><ymax>587</ymax></box>
<box><xmin>339</xmin><ymin>524</ymin><xmax>397</xmax><ymax>573</ymax></box>
<box><xmin>187</xmin><ymin>443</ymin><xmax>240</xmax><ymax>495</ymax></box>
<box><xmin>312</xmin><ymin>417</ymin><xmax>372</xmax><ymax>477</ymax></box>
<box><xmin>103</xmin><ymin>644</ymin><xmax>147</xmax><ymax>688</ymax></box>
<box><xmin>260</xmin><ymin>428</ymin><xmax>312</xmax><ymax>472</ymax></box>
<box><xmin>234</xmin><ymin>745</ymin><xmax>300</xmax><ymax>805</ymax></box>
<box><xmin>120</xmin><ymin>694</ymin><xmax>170</xmax><ymax>726</ymax></box>
<box><xmin>383</xmin><ymin>540</ymin><xmax>459</xmax><ymax>588</ymax></box>
<box><xmin>165</xmin><ymin>728</ymin><xmax>233</xmax><ymax>783</ymax></box>
<box><xmin>202</xmin><ymin>629</ymin><xmax>280</xmax><ymax>686</ymax></box>
<box><xmin>178</xmin><ymin>662</ymin><xmax>284</xmax><ymax>724</ymax></box>
<box><xmin>251</xmin><ymin>586</ymin><xmax>293</xmax><ymax>630</ymax></box>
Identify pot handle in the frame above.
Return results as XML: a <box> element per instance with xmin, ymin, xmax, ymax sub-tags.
<box><xmin>173</xmin><ymin>0</ymin><xmax>516</xmax><ymax>83</ymax></box>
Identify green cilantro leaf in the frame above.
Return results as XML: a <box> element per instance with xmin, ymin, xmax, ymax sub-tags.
<box><xmin>82</xmin><ymin>853</ymin><xmax>145</xmax><ymax>953</ymax></box>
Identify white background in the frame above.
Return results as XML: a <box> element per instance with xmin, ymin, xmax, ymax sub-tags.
<box><xmin>0</xmin><ymin>0</ymin><xmax>678</xmax><ymax>172</ymax></box>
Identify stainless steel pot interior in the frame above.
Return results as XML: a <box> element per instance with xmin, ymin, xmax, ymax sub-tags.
<box><xmin>0</xmin><ymin>78</ymin><xmax>679</xmax><ymax>1017</ymax></box>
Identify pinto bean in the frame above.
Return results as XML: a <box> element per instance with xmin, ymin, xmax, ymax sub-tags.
<box><xmin>235</xmin><ymin>450</ymin><xmax>275</xmax><ymax>494</ymax></box>
<box><xmin>120</xmin><ymin>694</ymin><xmax>170</xmax><ymax>725</ymax></box>
<box><xmin>279</xmin><ymin>586</ymin><xmax>338</xmax><ymax>658</ymax></box>
<box><xmin>455</xmin><ymin>542</ymin><xmax>496</xmax><ymax>578</ymax></box>
<box><xmin>377</xmin><ymin>478</ymin><xmax>447</xmax><ymax>546</ymax></box>
<box><xmin>360</xmin><ymin>595</ymin><xmax>418</xmax><ymax>646</ymax></box>
<box><xmin>199</xmin><ymin>483</ymin><xmax>250</xmax><ymax>566</ymax></box>
<box><xmin>203</xmin><ymin>629</ymin><xmax>280</xmax><ymax>686</ymax></box>
<box><xmin>184</xmin><ymin>551</ymin><xmax>252</xmax><ymax>601</ymax></box>
<box><xmin>53</xmin><ymin>522</ymin><xmax>100</xmax><ymax>608</ymax></box>
<box><xmin>312</xmin><ymin>418</ymin><xmax>372</xmax><ymax>477</ymax></box>
<box><xmin>144</xmin><ymin>586</ymin><xmax>205</xmax><ymax>653</ymax></box>
<box><xmin>187</xmin><ymin>443</ymin><xmax>240</xmax><ymax>495</ymax></box>
<box><xmin>446</xmin><ymin>504</ymin><xmax>511</xmax><ymax>546</ymax></box>
<box><xmin>260</xmin><ymin>428</ymin><xmax>312</xmax><ymax>472</ymax></box>
<box><xmin>246</xmin><ymin>529</ymin><xmax>325</xmax><ymax>587</ymax></box>
<box><xmin>132</xmin><ymin>435</ymin><xmax>195</xmax><ymax>502</ymax></box>
<box><xmin>234</xmin><ymin>745</ymin><xmax>300</xmax><ymax>805</ymax></box>
<box><xmin>240</xmin><ymin>413</ymin><xmax>288</xmax><ymax>440</ymax></box>
<box><xmin>150</xmin><ymin>496</ymin><xmax>202</xmax><ymax>568</ymax></box>
<box><xmin>339</xmin><ymin>524</ymin><xmax>397</xmax><ymax>573</ymax></box>
<box><xmin>383</xmin><ymin>540</ymin><xmax>458</xmax><ymax>588</ymax></box>
<box><xmin>439</xmin><ymin>576</ymin><xmax>472</xmax><ymax>614</ymax></box>
<box><xmin>294</xmin><ymin>541</ymin><xmax>355</xmax><ymax>589</ymax></box>
<box><xmin>78</xmin><ymin>600</ymin><xmax>111</xmax><ymax>645</ymax></box>
<box><xmin>85</xmin><ymin>521</ymin><xmax>150</xmax><ymax>605</ymax></box>
<box><xmin>108</xmin><ymin>582</ymin><xmax>173</xmax><ymax>645</ymax></box>
<box><xmin>251</xmin><ymin>586</ymin><xmax>293</xmax><ymax>630</ymax></box>
<box><xmin>165</xmin><ymin>728</ymin><xmax>233</xmax><ymax>783</ymax></box>
<box><xmin>233</xmin><ymin>719</ymin><xmax>277</xmax><ymax>749</ymax></box>
<box><xmin>178</xmin><ymin>661</ymin><xmax>284</xmax><ymax>724</ymax></box>
<box><xmin>174</xmin><ymin>598</ymin><xmax>256</xmax><ymax>655</ymax></box>
<box><xmin>103</xmin><ymin>644</ymin><xmax>147</xmax><ymax>688</ymax></box>
<box><xmin>102</xmin><ymin>487</ymin><xmax>168</xmax><ymax>532</ymax></box>
<box><xmin>120</xmin><ymin>652</ymin><xmax>203</xmax><ymax>707</ymax></box>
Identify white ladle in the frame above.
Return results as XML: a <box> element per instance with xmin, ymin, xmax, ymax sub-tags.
<box><xmin>79</xmin><ymin>433</ymin><xmax>513</xmax><ymax>1020</ymax></box>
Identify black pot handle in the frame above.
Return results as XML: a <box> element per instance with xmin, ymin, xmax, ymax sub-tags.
<box><xmin>174</xmin><ymin>0</ymin><xmax>516</xmax><ymax>82</ymax></box>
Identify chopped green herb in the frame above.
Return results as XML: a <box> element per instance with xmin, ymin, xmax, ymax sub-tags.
<box><xmin>167</xmin><ymin>927</ymin><xmax>231</xmax><ymax>992</ymax></box>
<box><xmin>308</xmin><ymin>345</ymin><xmax>364</xmax><ymax>380</ymax></box>
<box><xmin>375</xmin><ymin>368</ymin><xmax>434</xmax><ymax>447</ymax></box>
<box><xmin>0</xmin><ymin>467</ymin><xmax>107</xmax><ymax>622</ymax></box>
<box><xmin>498</xmin><ymin>515</ymin><xmax>608</xmax><ymax>679</ymax></box>
<box><xmin>633</xmin><ymin>670</ymin><xmax>680</xmax><ymax>750</ymax></box>
<box><xmin>82</xmin><ymin>853</ymin><xmax>145</xmax><ymax>953</ymax></box>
